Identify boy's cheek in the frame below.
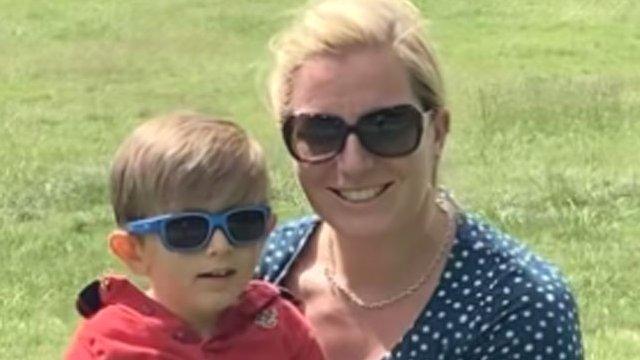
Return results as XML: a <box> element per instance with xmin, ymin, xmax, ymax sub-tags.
<box><xmin>232</xmin><ymin>246</ymin><xmax>262</xmax><ymax>281</ymax></box>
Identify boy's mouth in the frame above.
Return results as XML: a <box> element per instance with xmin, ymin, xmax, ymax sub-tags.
<box><xmin>196</xmin><ymin>269</ymin><xmax>237</xmax><ymax>279</ymax></box>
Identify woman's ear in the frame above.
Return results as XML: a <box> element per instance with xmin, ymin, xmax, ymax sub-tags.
<box><xmin>432</xmin><ymin>107</ymin><xmax>450</xmax><ymax>156</ymax></box>
<box><xmin>108</xmin><ymin>230</ymin><xmax>149</xmax><ymax>276</ymax></box>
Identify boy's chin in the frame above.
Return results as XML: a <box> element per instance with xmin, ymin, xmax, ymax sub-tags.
<box><xmin>191</xmin><ymin>290</ymin><xmax>242</xmax><ymax>314</ymax></box>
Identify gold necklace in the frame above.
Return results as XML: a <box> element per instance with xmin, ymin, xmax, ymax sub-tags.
<box><xmin>323</xmin><ymin>192</ymin><xmax>455</xmax><ymax>310</ymax></box>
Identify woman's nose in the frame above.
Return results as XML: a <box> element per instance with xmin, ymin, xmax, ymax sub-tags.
<box><xmin>336</xmin><ymin>133</ymin><xmax>375</xmax><ymax>175</ymax></box>
<box><xmin>205</xmin><ymin>229</ymin><xmax>233</xmax><ymax>256</ymax></box>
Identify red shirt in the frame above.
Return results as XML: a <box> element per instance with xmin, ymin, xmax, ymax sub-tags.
<box><xmin>65</xmin><ymin>276</ymin><xmax>324</xmax><ymax>360</ymax></box>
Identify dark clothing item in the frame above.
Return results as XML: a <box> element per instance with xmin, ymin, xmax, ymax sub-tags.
<box><xmin>257</xmin><ymin>212</ymin><xmax>583</xmax><ymax>360</ymax></box>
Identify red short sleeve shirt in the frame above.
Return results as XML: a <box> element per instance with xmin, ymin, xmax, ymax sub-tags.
<box><xmin>65</xmin><ymin>276</ymin><xmax>324</xmax><ymax>360</ymax></box>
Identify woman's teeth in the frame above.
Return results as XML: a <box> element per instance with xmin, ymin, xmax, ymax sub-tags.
<box><xmin>337</xmin><ymin>186</ymin><xmax>385</xmax><ymax>202</ymax></box>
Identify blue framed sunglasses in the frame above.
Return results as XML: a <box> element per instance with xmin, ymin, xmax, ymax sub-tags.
<box><xmin>126</xmin><ymin>204</ymin><xmax>271</xmax><ymax>252</ymax></box>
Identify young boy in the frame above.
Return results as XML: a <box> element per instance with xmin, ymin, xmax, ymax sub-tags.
<box><xmin>65</xmin><ymin>112</ymin><xmax>324</xmax><ymax>359</ymax></box>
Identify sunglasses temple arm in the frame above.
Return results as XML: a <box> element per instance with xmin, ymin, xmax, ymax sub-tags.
<box><xmin>126</xmin><ymin>218</ymin><xmax>162</xmax><ymax>235</ymax></box>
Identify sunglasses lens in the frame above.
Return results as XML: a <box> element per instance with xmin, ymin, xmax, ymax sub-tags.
<box><xmin>284</xmin><ymin>105</ymin><xmax>424</xmax><ymax>162</ymax></box>
<box><xmin>359</xmin><ymin>105</ymin><xmax>423</xmax><ymax>156</ymax></box>
<box><xmin>226</xmin><ymin>209</ymin><xmax>267</xmax><ymax>244</ymax></box>
<box><xmin>286</xmin><ymin>115</ymin><xmax>345</xmax><ymax>162</ymax></box>
<box><xmin>165</xmin><ymin>216</ymin><xmax>209</xmax><ymax>250</ymax></box>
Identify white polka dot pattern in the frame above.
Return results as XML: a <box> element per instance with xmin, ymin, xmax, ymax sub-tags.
<box><xmin>256</xmin><ymin>213</ymin><xmax>583</xmax><ymax>359</ymax></box>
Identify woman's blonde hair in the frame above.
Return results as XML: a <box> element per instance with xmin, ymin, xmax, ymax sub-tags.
<box><xmin>268</xmin><ymin>0</ymin><xmax>445</xmax><ymax>118</ymax></box>
<box><xmin>110</xmin><ymin>112</ymin><xmax>268</xmax><ymax>226</ymax></box>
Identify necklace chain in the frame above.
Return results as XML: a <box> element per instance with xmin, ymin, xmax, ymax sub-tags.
<box><xmin>323</xmin><ymin>191</ymin><xmax>455</xmax><ymax>310</ymax></box>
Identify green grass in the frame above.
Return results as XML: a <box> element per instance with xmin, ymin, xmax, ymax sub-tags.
<box><xmin>0</xmin><ymin>0</ymin><xmax>638</xmax><ymax>358</ymax></box>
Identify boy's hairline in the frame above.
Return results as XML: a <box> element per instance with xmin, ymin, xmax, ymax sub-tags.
<box><xmin>109</xmin><ymin>112</ymin><xmax>270</xmax><ymax>228</ymax></box>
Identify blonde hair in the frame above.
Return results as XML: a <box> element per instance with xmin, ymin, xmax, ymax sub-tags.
<box><xmin>268</xmin><ymin>0</ymin><xmax>445</xmax><ymax>118</ymax></box>
<box><xmin>110</xmin><ymin>112</ymin><xmax>268</xmax><ymax>225</ymax></box>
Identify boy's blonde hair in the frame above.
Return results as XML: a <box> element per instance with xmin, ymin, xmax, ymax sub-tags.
<box><xmin>268</xmin><ymin>0</ymin><xmax>446</xmax><ymax>118</ymax></box>
<box><xmin>110</xmin><ymin>112</ymin><xmax>268</xmax><ymax>226</ymax></box>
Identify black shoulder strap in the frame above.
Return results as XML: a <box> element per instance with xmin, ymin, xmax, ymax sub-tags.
<box><xmin>75</xmin><ymin>280</ymin><xmax>103</xmax><ymax>318</ymax></box>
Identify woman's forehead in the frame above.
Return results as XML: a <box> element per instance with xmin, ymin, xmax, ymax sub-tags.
<box><xmin>290</xmin><ymin>47</ymin><xmax>416</xmax><ymax>118</ymax></box>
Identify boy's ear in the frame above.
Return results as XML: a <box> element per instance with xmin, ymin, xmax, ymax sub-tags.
<box><xmin>108</xmin><ymin>230</ymin><xmax>149</xmax><ymax>276</ymax></box>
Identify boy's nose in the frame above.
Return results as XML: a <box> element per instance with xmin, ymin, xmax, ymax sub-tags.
<box><xmin>205</xmin><ymin>229</ymin><xmax>233</xmax><ymax>256</ymax></box>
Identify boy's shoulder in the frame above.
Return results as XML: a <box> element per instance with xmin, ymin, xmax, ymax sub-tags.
<box><xmin>72</xmin><ymin>276</ymin><xmax>310</xmax><ymax>337</ymax></box>
<box><xmin>242</xmin><ymin>279</ymin><xmax>300</xmax><ymax>307</ymax></box>
<box><xmin>67</xmin><ymin>277</ymin><xmax>323</xmax><ymax>359</ymax></box>
<box><xmin>74</xmin><ymin>275</ymin><xmax>153</xmax><ymax>319</ymax></box>
<box><xmin>66</xmin><ymin>276</ymin><xmax>184</xmax><ymax>359</ymax></box>
<box><xmin>72</xmin><ymin>276</ymin><xmax>171</xmax><ymax>339</ymax></box>
<box><xmin>73</xmin><ymin>276</ymin><xmax>305</xmax><ymax>323</ymax></box>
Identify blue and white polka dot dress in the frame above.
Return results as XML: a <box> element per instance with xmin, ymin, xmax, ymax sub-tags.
<box><xmin>257</xmin><ymin>212</ymin><xmax>584</xmax><ymax>360</ymax></box>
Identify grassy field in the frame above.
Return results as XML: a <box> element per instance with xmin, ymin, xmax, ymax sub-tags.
<box><xmin>0</xmin><ymin>0</ymin><xmax>638</xmax><ymax>358</ymax></box>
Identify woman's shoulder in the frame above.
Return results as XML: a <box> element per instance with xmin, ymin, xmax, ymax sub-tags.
<box><xmin>256</xmin><ymin>215</ymin><xmax>319</xmax><ymax>283</ymax></box>
<box><xmin>389</xmin><ymin>211</ymin><xmax>582</xmax><ymax>359</ymax></box>
<box><xmin>437</xmin><ymin>211</ymin><xmax>583</xmax><ymax>358</ymax></box>
<box><xmin>453</xmin><ymin>211</ymin><xmax>570</xmax><ymax>288</ymax></box>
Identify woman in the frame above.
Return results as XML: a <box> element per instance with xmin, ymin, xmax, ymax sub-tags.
<box><xmin>257</xmin><ymin>0</ymin><xmax>583</xmax><ymax>359</ymax></box>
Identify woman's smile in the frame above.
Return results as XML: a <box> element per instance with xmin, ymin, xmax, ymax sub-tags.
<box><xmin>329</xmin><ymin>183</ymin><xmax>393</xmax><ymax>203</ymax></box>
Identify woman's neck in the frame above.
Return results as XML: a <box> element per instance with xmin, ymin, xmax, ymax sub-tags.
<box><xmin>320</xmin><ymin>198</ymin><xmax>450</xmax><ymax>297</ymax></box>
